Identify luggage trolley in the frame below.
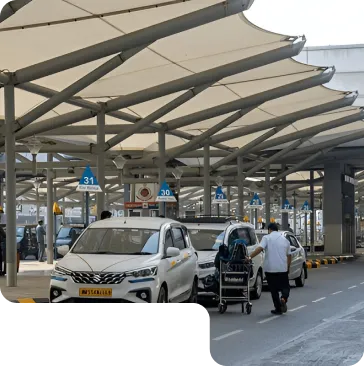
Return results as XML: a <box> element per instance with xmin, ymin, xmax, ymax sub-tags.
<box><xmin>218</xmin><ymin>258</ymin><xmax>253</xmax><ymax>315</ymax></box>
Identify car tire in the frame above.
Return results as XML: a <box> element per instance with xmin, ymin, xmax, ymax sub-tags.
<box><xmin>187</xmin><ymin>279</ymin><xmax>198</xmax><ymax>303</ymax></box>
<box><xmin>251</xmin><ymin>271</ymin><xmax>263</xmax><ymax>300</ymax></box>
<box><xmin>295</xmin><ymin>266</ymin><xmax>306</xmax><ymax>287</ymax></box>
<box><xmin>157</xmin><ymin>286</ymin><xmax>168</xmax><ymax>303</ymax></box>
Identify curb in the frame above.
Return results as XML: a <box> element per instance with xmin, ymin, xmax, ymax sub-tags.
<box><xmin>12</xmin><ymin>298</ymin><xmax>49</xmax><ymax>303</ymax></box>
<box><xmin>306</xmin><ymin>255</ymin><xmax>354</xmax><ymax>269</ymax></box>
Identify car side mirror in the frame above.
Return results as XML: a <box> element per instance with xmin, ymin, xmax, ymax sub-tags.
<box><xmin>57</xmin><ymin>245</ymin><xmax>70</xmax><ymax>257</ymax></box>
<box><xmin>166</xmin><ymin>247</ymin><xmax>180</xmax><ymax>258</ymax></box>
<box><xmin>290</xmin><ymin>246</ymin><xmax>297</xmax><ymax>252</ymax></box>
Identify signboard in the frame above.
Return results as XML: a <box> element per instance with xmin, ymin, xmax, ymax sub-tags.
<box><xmin>247</xmin><ymin>193</ymin><xmax>263</xmax><ymax>209</ymax></box>
<box><xmin>281</xmin><ymin>199</ymin><xmax>293</xmax><ymax>213</ymax></box>
<box><xmin>135</xmin><ymin>183</ymin><xmax>156</xmax><ymax>202</ymax></box>
<box><xmin>300</xmin><ymin>200</ymin><xmax>311</xmax><ymax>213</ymax></box>
<box><xmin>212</xmin><ymin>186</ymin><xmax>228</xmax><ymax>204</ymax></box>
<box><xmin>156</xmin><ymin>181</ymin><xmax>176</xmax><ymax>202</ymax></box>
<box><xmin>77</xmin><ymin>166</ymin><xmax>102</xmax><ymax>192</ymax></box>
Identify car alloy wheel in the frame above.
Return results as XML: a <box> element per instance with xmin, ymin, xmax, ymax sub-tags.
<box><xmin>251</xmin><ymin>272</ymin><xmax>263</xmax><ymax>300</ymax></box>
<box><xmin>295</xmin><ymin>267</ymin><xmax>305</xmax><ymax>287</ymax></box>
<box><xmin>188</xmin><ymin>281</ymin><xmax>198</xmax><ymax>303</ymax></box>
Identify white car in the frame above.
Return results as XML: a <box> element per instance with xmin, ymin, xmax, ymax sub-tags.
<box><xmin>50</xmin><ymin>217</ymin><xmax>198</xmax><ymax>303</ymax></box>
<box><xmin>255</xmin><ymin>230</ymin><xmax>307</xmax><ymax>287</ymax></box>
<box><xmin>179</xmin><ymin>218</ymin><xmax>265</xmax><ymax>300</ymax></box>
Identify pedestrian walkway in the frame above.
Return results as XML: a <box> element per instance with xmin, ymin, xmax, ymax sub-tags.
<box><xmin>18</xmin><ymin>260</ymin><xmax>56</xmax><ymax>276</ymax></box>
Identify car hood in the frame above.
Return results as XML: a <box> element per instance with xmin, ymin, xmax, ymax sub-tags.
<box><xmin>197</xmin><ymin>251</ymin><xmax>217</xmax><ymax>263</ymax></box>
<box><xmin>58</xmin><ymin>253</ymin><xmax>160</xmax><ymax>272</ymax></box>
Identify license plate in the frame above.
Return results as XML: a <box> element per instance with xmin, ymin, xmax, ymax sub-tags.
<box><xmin>79</xmin><ymin>288</ymin><xmax>112</xmax><ymax>297</ymax></box>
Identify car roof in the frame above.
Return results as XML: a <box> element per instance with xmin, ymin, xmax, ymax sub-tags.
<box><xmin>184</xmin><ymin>221</ymin><xmax>255</xmax><ymax>231</ymax></box>
<box><xmin>88</xmin><ymin>217</ymin><xmax>178</xmax><ymax>230</ymax></box>
<box><xmin>183</xmin><ymin>222</ymin><xmax>230</xmax><ymax>231</ymax></box>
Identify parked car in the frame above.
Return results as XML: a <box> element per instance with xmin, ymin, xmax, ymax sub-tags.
<box><xmin>55</xmin><ymin>224</ymin><xmax>84</xmax><ymax>258</ymax></box>
<box><xmin>17</xmin><ymin>224</ymin><xmax>38</xmax><ymax>260</ymax></box>
<box><xmin>255</xmin><ymin>229</ymin><xmax>307</xmax><ymax>287</ymax></box>
<box><xmin>178</xmin><ymin>217</ymin><xmax>264</xmax><ymax>300</ymax></box>
<box><xmin>50</xmin><ymin>217</ymin><xmax>198</xmax><ymax>303</ymax></box>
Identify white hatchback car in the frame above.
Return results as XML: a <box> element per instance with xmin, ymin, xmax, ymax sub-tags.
<box><xmin>50</xmin><ymin>217</ymin><xmax>198</xmax><ymax>303</ymax></box>
<box><xmin>179</xmin><ymin>218</ymin><xmax>265</xmax><ymax>300</ymax></box>
<box><xmin>256</xmin><ymin>230</ymin><xmax>307</xmax><ymax>287</ymax></box>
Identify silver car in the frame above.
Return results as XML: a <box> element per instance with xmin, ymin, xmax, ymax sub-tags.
<box><xmin>255</xmin><ymin>230</ymin><xmax>307</xmax><ymax>287</ymax></box>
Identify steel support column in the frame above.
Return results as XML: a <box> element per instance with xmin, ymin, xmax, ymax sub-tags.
<box><xmin>265</xmin><ymin>166</ymin><xmax>271</xmax><ymax>226</ymax></box>
<box><xmin>204</xmin><ymin>145</ymin><xmax>211</xmax><ymax>216</ymax></box>
<box><xmin>245</xmin><ymin>138</ymin><xmax>309</xmax><ymax>178</ymax></box>
<box><xmin>96</xmin><ymin>109</ymin><xmax>106</xmax><ymax>219</ymax></box>
<box><xmin>4</xmin><ymin>83</ymin><xmax>17</xmax><ymax>286</ymax></box>
<box><xmin>166</xmin><ymin>68</ymin><xmax>335</xmax><ymax>132</ymax></box>
<box><xmin>281</xmin><ymin>165</ymin><xmax>288</xmax><ymax>231</ymax></box>
<box><xmin>271</xmin><ymin>150</ymin><xmax>329</xmax><ymax>184</ymax></box>
<box><xmin>212</xmin><ymin>125</ymin><xmax>288</xmax><ymax>171</ymax></box>
<box><xmin>15</xmin><ymin>47</ymin><xmax>146</xmax><ymax>133</ymax></box>
<box><xmin>104</xmin><ymin>83</ymin><xmax>212</xmax><ymax>151</ymax></box>
<box><xmin>158</xmin><ymin>131</ymin><xmax>166</xmax><ymax>217</ymax></box>
<box><xmin>209</xmin><ymin>93</ymin><xmax>358</xmax><ymax>145</ymax></box>
<box><xmin>13</xmin><ymin>0</ymin><xmax>254</xmax><ymax>83</ymax></box>
<box><xmin>237</xmin><ymin>156</ymin><xmax>244</xmax><ymax>218</ymax></box>
<box><xmin>166</xmin><ymin>107</ymin><xmax>255</xmax><ymax>161</ymax></box>
<box><xmin>46</xmin><ymin>153</ymin><xmax>54</xmax><ymax>264</ymax></box>
<box><xmin>310</xmin><ymin>171</ymin><xmax>315</xmax><ymax>251</ymax></box>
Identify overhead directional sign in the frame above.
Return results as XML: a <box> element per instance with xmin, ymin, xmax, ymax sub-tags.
<box><xmin>247</xmin><ymin>193</ymin><xmax>263</xmax><ymax>209</ymax></box>
<box><xmin>156</xmin><ymin>181</ymin><xmax>176</xmax><ymax>202</ymax></box>
<box><xmin>212</xmin><ymin>186</ymin><xmax>228</xmax><ymax>204</ymax></box>
<box><xmin>281</xmin><ymin>199</ymin><xmax>293</xmax><ymax>213</ymax></box>
<box><xmin>300</xmin><ymin>200</ymin><xmax>311</xmax><ymax>212</ymax></box>
<box><xmin>76</xmin><ymin>166</ymin><xmax>102</xmax><ymax>192</ymax></box>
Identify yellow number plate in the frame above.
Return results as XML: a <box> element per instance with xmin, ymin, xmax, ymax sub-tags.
<box><xmin>79</xmin><ymin>288</ymin><xmax>112</xmax><ymax>297</ymax></box>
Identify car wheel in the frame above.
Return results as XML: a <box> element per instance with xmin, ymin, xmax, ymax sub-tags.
<box><xmin>157</xmin><ymin>286</ymin><xmax>167</xmax><ymax>303</ymax></box>
<box><xmin>295</xmin><ymin>266</ymin><xmax>306</xmax><ymax>287</ymax></box>
<box><xmin>186</xmin><ymin>280</ymin><xmax>198</xmax><ymax>303</ymax></box>
<box><xmin>251</xmin><ymin>271</ymin><xmax>263</xmax><ymax>300</ymax></box>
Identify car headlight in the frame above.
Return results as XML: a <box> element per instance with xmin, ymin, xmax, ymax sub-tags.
<box><xmin>52</xmin><ymin>265</ymin><xmax>72</xmax><ymax>277</ymax></box>
<box><xmin>125</xmin><ymin>266</ymin><xmax>158</xmax><ymax>278</ymax></box>
<box><xmin>199</xmin><ymin>261</ymin><xmax>215</xmax><ymax>269</ymax></box>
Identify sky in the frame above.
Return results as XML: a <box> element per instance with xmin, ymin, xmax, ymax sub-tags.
<box><xmin>246</xmin><ymin>0</ymin><xmax>364</xmax><ymax>47</ymax></box>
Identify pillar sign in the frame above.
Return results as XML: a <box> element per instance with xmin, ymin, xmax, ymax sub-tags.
<box><xmin>247</xmin><ymin>193</ymin><xmax>263</xmax><ymax>209</ymax></box>
<box><xmin>77</xmin><ymin>166</ymin><xmax>102</xmax><ymax>192</ymax></box>
<box><xmin>281</xmin><ymin>199</ymin><xmax>293</xmax><ymax>213</ymax></box>
<box><xmin>212</xmin><ymin>186</ymin><xmax>228</xmax><ymax>204</ymax></box>
<box><xmin>156</xmin><ymin>181</ymin><xmax>176</xmax><ymax>202</ymax></box>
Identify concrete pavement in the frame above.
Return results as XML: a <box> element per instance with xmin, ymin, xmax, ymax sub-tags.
<box><xmin>209</xmin><ymin>259</ymin><xmax>364</xmax><ymax>365</ymax></box>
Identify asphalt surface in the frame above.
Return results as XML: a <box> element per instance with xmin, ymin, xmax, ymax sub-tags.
<box><xmin>208</xmin><ymin>260</ymin><xmax>364</xmax><ymax>366</ymax></box>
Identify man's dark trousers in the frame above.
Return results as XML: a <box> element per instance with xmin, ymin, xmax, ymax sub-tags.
<box><xmin>265</xmin><ymin>272</ymin><xmax>290</xmax><ymax>311</ymax></box>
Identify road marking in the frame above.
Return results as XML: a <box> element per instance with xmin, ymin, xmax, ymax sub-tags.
<box><xmin>322</xmin><ymin>266</ymin><xmax>328</xmax><ymax>269</ymax></box>
<box><xmin>258</xmin><ymin>316</ymin><xmax>280</xmax><ymax>324</ymax></box>
<box><xmin>360</xmin><ymin>282</ymin><xmax>364</xmax><ymax>285</ymax></box>
<box><xmin>332</xmin><ymin>291</ymin><xmax>343</xmax><ymax>295</ymax></box>
<box><xmin>312</xmin><ymin>297</ymin><xmax>326</xmax><ymax>303</ymax></box>
<box><xmin>348</xmin><ymin>286</ymin><xmax>357</xmax><ymax>290</ymax></box>
<box><xmin>289</xmin><ymin>305</ymin><xmax>307</xmax><ymax>312</ymax></box>
<box><xmin>342</xmin><ymin>263</ymin><xmax>347</xmax><ymax>265</ymax></box>
<box><xmin>213</xmin><ymin>330</ymin><xmax>243</xmax><ymax>341</ymax></box>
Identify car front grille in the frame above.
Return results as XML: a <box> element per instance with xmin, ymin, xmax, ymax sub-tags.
<box><xmin>71</xmin><ymin>271</ymin><xmax>126</xmax><ymax>285</ymax></box>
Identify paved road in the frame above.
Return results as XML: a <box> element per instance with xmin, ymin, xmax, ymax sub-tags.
<box><xmin>209</xmin><ymin>260</ymin><xmax>364</xmax><ymax>366</ymax></box>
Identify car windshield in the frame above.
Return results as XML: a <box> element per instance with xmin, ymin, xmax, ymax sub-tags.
<box><xmin>71</xmin><ymin>228</ymin><xmax>160</xmax><ymax>255</ymax></box>
<box><xmin>16</xmin><ymin>227</ymin><xmax>24</xmax><ymax>237</ymax></box>
<box><xmin>189</xmin><ymin>229</ymin><xmax>225</xmax><ymax>251</ymax></box>
<box><xmin>57</xmin><ymin>227</ymin><xmax>71</xmax><ymax>239</ymax></box>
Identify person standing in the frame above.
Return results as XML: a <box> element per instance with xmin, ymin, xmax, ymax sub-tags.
<box><xmin>100</xmin><ymin>211</ymin><xmax>112</xmax><ymax>220</ymax></box>
<box><xmin>36</xmin><ymin>220</ymin><xmax>46</xmax><ymax>262</ymax></box>
<box><xmin>247</xmin><ymin>223</ymin><xmax>292</xmax><ymax>315</ymax></box>
<box><xmin>287</xmin><ymin>224</ymin><xmax>294</xmax><ymax>234</ymax></box>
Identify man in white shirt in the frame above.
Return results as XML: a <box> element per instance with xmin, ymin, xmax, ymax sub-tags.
<box><xmin>247</xmin><ymin>223</ymin><xmax>292</xmax><ymax>315</ymax></box>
